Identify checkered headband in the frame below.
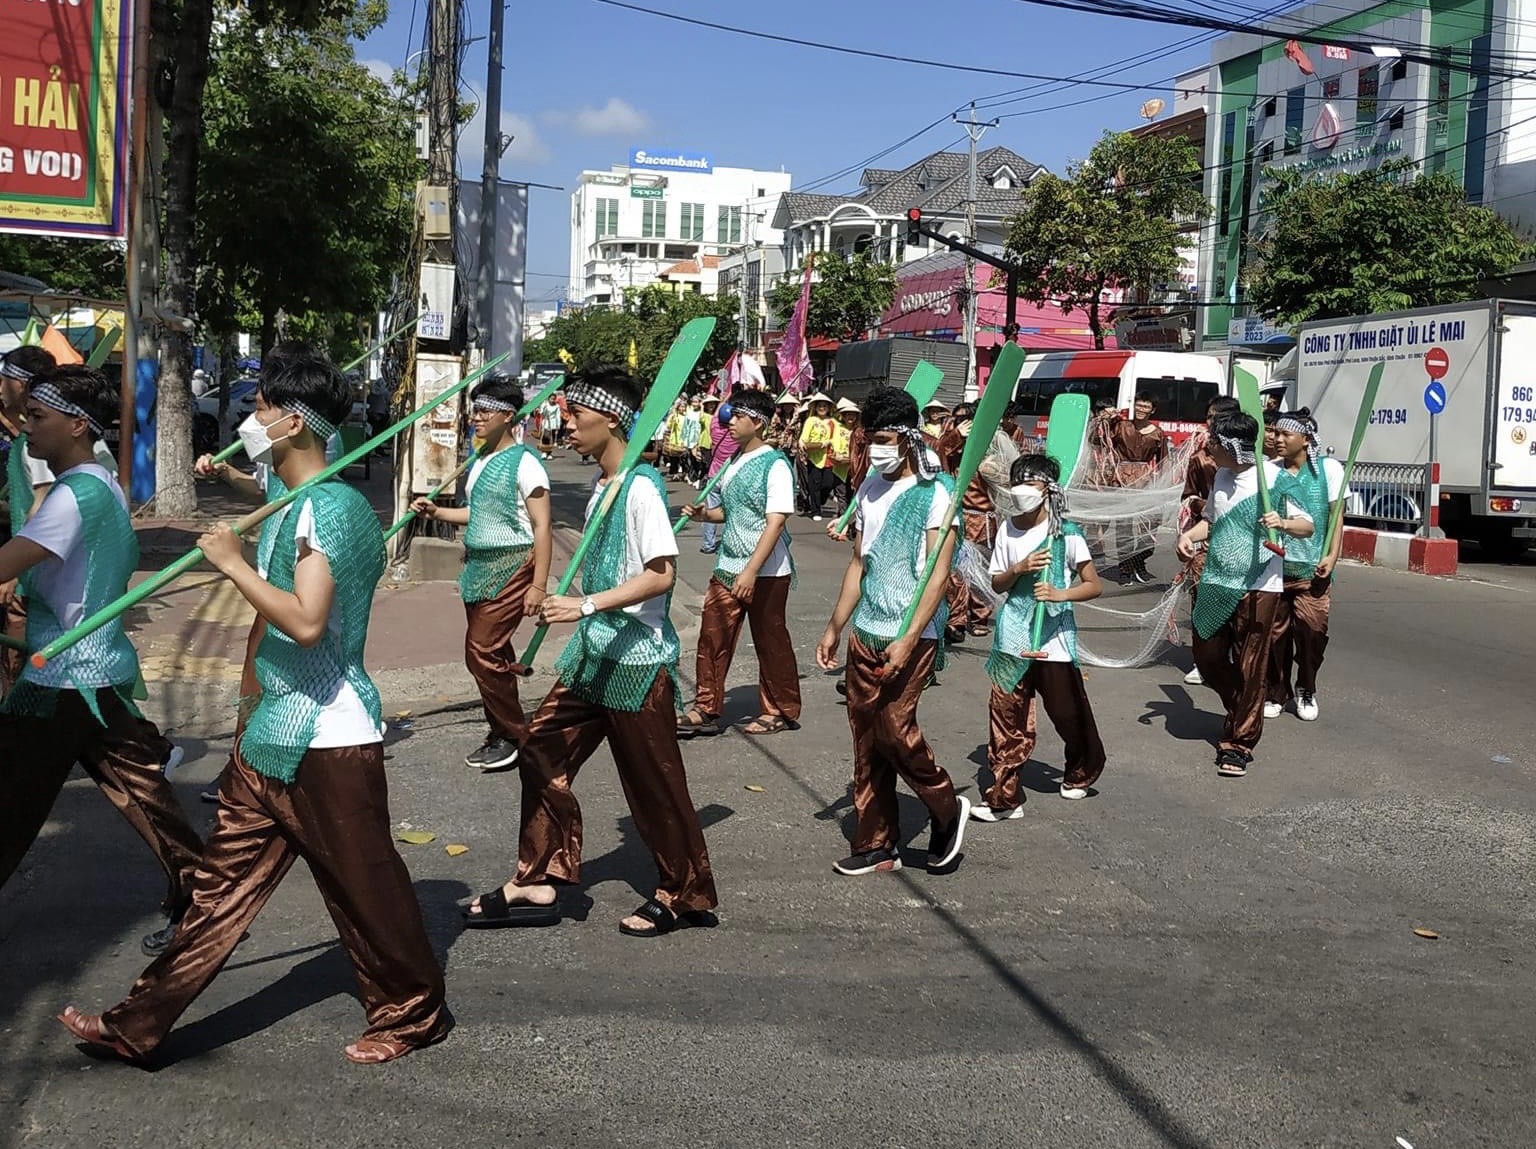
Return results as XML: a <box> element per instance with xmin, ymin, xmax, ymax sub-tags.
<box><xmin>563</xmin><ymin>380</ymin><xmax>637</xmax><ymax>436</ymax></box>
<box><xmin>30</xmin><ymin>383</ymin><xmax>105</xmax><ymax>436</ymax></box>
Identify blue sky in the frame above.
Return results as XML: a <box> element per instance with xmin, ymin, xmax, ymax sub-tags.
<box><xmin>358</xmin><ymin>0</ymin><xmax>1223</xmax><ymax>310</ymax></box>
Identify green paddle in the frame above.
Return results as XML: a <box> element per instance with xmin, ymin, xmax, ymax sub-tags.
<box><xmin>1321</xmin><ymin>361</ymin><xmax>1383</xmax><ymax>560</ymax></box>
<box><xmin>515</xmin><ymin>317</ymin><xmax>717</xmax><ymax>672</ymax></box>
<box><xmin>673</xmin><ymin>458</ymin><xmax>730</xmax><ymax>533</ymax></box>
<box><xmin>1234</xmin><ymin>364</ymin><xmax>1285</xmax><ymax>556</ymax></box>
<box><xmin>31</xmin><ymin>350</ymin><xmax>513</xmax><ymax>670</ymax></box>
<box><xmin>1022</xmin><ymin>393</ymin><xmax>1092</xmax><ymax>659</ymax></box>
<box><xmin>382</xmin><ymin>372</ymin><xmax>564</xmax><ymax>543</ymax></box>
<box><xmin>880</xmin><ymin>344</ymin><xmax>1026</xmax><ymax>671</ymax></box>
<box><xmin>828</xmin><ymin>360</ymin><xmax>946</xmax><ymax>535</ymax></box>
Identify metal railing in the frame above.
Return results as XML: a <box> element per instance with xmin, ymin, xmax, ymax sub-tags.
<box><xmin>1343</xmin><ymin>460</ymin><xmax>1428</xmax><ymax>531</ymax></box>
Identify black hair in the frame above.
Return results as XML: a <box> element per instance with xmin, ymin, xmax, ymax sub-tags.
<box><xmin>472</xmin><ymin>373</ymin><xmax>524</xmax><ymax>411</ymax></box>
<box><xmin>1209</xmin><ymin>410</ymin><xmax>1258</xmax><ymax>450</ymax></box>
<box><xmin>1010</xmin><ymin>453</ymin><xmax>1059</xmax><ymax>484</ymax></box>
<box><xmin>1004</xmin><ymin>401</ymin><xmax>1026</xmax><ymax>420</ymax></box>
<box><xmin>1262</xmin><ymin>408</ymin><xmax>1280</xmax><ymax>425</ymax></box>
<box><xmin>31</xmin><ymin>364</ymin><xmax>117</xmax><ymax>440</ymax></box>
<box><xmin>1091</xmin><ymin>396</ymin><xmax>1116</xmax><ymax>414</ymax></box>
<box><xmin>261</xmin><ymin>340</ymin><xmax>321</xmax><ymax>380</ymax></box>
<box><xmin>860</xmin><ymin>385</ymin><xmax>918</xmax><ymax>432</ymax></box>
<box><xmin>3</xmin><ymin>346</ymin><xmax>57</xmax><ymax>377</ymax></box>
<box><xmin>1134</xmin><ymin>391</ymin><xmax>1158</xmax><ymax>409</ymax></box>
<box><xmin>260</xmin><ymin>353</ymin><xmax>352</xmax><ymax>427</ymax></box>
<box><xmin>952</xmin><ymin>402</ymin><xmax>976</xmax><ymax>422</ymax></box>
<box><xmin>1206</xmin><ymin>395</ymin><xmax>1241</xmax><ymax>418</ymax></box>
<box><xmin>731</xmin><ymin>387</ymin><xmax>774</xmax><ymax>423</ymax></box>
<box><xmin>569</xmin><ymin>363</ymin><xmax>643</xmax><ymax>417</ymax></box>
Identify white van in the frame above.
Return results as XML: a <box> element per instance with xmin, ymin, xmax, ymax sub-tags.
<box><xmin>1009</xmin><ymin>350</ymin><xmax>1228</xmax><ymax>445</ymax></box>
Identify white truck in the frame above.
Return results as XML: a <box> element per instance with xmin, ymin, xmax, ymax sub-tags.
<box><xmin>1294</xmin><ymin>299</ymin><xmax>1536</xmax><ymax>559</ymax></box>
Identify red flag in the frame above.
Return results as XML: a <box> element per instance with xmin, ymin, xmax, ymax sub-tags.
<box><xmin>1284</xmin><ymin>40</ymin><xmax>1316</xmax><ymax>76</ymax></box>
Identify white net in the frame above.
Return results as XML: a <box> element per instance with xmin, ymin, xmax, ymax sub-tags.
<box><xmin>958</xmin><ymin>429</ymin><xmax>1201</xmax><ymax>670</ymax></box>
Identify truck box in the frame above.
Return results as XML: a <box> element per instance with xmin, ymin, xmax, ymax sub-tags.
<box><xmin>830</xmin><ymin>337</ymin><xmax>969</xmax><ymax>407</ymax></box>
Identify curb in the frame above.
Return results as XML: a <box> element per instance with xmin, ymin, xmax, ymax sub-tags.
<box><xmin>1341</xmin><ymin>526</ymin><xmax>1458</xmax><ymax>576</ymax></box>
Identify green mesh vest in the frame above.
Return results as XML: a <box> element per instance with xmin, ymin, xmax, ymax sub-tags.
<box><xmin>1281</xmin><ymin>462</ymin><xmax>1330</xmax><ymax>580</ymax></box>
<box><xmin>1</xmin><ymin>471</ymin><xmax>141</xmax><ymax>725</ymax></box>
<box><xmin>241</xmin><ymin>482</ymin><xmax>385</xmax><ymax>782</ymax></box>
<box><xmin>986</xmin><ymin>523</ymin><xmax>1082</xmax><ymax>692</ymax></box>
<box><xmin>460</xmin><ymin>445</ymin><xmax>536</xmax><ymax>603</ymax></box>
<box><xmin>7</xmin><ymin>430</ymin><xmax>33</xmax><ymax>539</ymax></box>
<box><xmin>1192</xmin><ymin>469</ymin><xmax>1304</xmax><ymax>639</ymax></box>
<box><xmin>553</xmin><ymin>465</ymin><xmax>681</xmax><ymax>711</ymax></box>
<box><xmin>714</xmin><ymin>448</ymin><xmax>794</xmax><ymax>588</ymax></box>
<box><xmin>851</xmin><ymin>473</ymin><xmax>955</xmax><ymax>668</ymax></box>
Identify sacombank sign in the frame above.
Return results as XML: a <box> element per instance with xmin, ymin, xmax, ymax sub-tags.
<box><xmin>630</xmin><ymin>148</ymin><xmax>712</xmax><ymax>174</ymax></box>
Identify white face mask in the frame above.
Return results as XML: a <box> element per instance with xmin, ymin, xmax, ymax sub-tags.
<box><xmin>237</xmin><ymin>410</ymin><xmax>295</xmax><ymax>466</ymax></box>
<box><xmin>1010</xmin><ymin>484</ymin><xmax>1045</xmax><ymax>513</ymax></box>
<box><xmin>868</xmin><ymin>443</ymin><xmax>904</xmax><ymax>475</ymax></box>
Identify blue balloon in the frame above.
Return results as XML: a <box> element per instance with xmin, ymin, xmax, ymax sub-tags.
<box><xmin>717</xmin><ymin>402</ymin><xmax>733</xmax><ymax>427</ymax></box>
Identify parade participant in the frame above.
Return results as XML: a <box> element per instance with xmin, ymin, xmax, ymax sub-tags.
<box><xmin>829</xmin><ymin>397</ymin><xmax>858</xmax><ymax>513</ymax></box>
<box><xmin>1178</xmin><ymin>395</ymin><xmax>1241</xmax><ymax>687</ymax></box>
<box><xmin>815</xmin><ymin>385</ymin><xmax>969</xmax><ymax>876</ymax></box>
<box><xmin>1</xmin><ymin>345</ymin><xmax>58</xmax><ymax>690</ymax></box>
<box><xmin>698</xmin><ymin>394</ymin><xmax>733</xmax><ymax>554</ymax></box>
<box><xmin>537</xmin><ymin>392</ymin><xmax>561</xmax><ymax>460</ymax></box>
<box><xmin>938</xmin><ymin>401</ymin><xmax>997</xmax><ymax>641</ymax></box>
<box><xmin>1262</xmin><ymin>409</ymin><xmax>1284</xmax><ymax>460</ymax></box>
<box><xmin>464</xmin><ymin>365</ymin><xmax>718</xmax><ymax>937</ymax></box>
<box><xmin>682</xmin><ymin>396</ymin><xmax>705</xmax><ymax>485</ymax></box>
<box><xmin>921</xmin><ymin>399</ymin><xmax>950</xmax><ymax>443</ymax></box>
<box><xmin>0</xmin><ymin>364</ymin><xmax>204</xmax><ymax>927</ymax></box>
<box><xmin>411</xmin><ymin>374</ymin><xmax>552</xmax><ymax>769</ymax></box>
<box><xmin>1111</xmin><ymin>392</ymin><xmax>1167</xmax><ymax>583</ymax></box>
<box><xmin>1265</xmin><ymin>409</ymin><xmax>1346</xmax><ymax>723</ymax></box>
<box><xmin>766</xmin><ymin>392</ymin><xmax>798</xmax><ymax>451</ymax></box>
<box><xmin>1176</xmin><ymin>411</ymin><xmax>1312</xmax><ymax>778</ymax></box>
<box><xmin>678</xmin><ymin>387</ymin><xmax>800</xmax><ymax>738</ymax></box>
<box><xmin>798</xmin><ymin>392</ymin><xmax>836</xmax><ymax>522</ymax></box>
<box><xmin>59</xmin><ymin>354</ymin><xmax>452</xmax><ymax>1066</ymax></box>
<box><xmin>976</xmin><ymin>453</ymin><xmax>1106</xmax><ymax>818</ymax></box>
<box><xmin>1001</xmin><ymin>401</ymin><xmax>1032</xmax><ymax>451</ymax></box>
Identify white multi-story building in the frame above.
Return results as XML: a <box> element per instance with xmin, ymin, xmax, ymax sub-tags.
<box><xmin>568</xmin><ymin>150</ymin><xmax>792</xmax><ymax>306</ymax></box>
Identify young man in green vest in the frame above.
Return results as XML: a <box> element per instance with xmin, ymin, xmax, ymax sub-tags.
<box><xmin>60</xmin><ymin>355</ymin><xmax>451</xmax><ymax>1066</ymax></box>
<box><xmin>678</xmin><ymin>386</ymin><xmax>801</xmax><ymax>737</ymax></box>
<box><xmin>463</xmin><ymin>365</ymin><xmax>718</xmax><ymax>937</ymax></box>
<box><xmin>814</xmin><ymin>385</ymin><xmax>970</xmax><ymax>876</ymax></box>
<box><xmin>412</xmin><ymin>374</ymin><xmax>552</xmax><ymax>770</ymax></box>
<box><xmin>1176</xmin><ymin>411</ymin><xmax>1313</xmax><ymax>778</ymax></box>
<box><xmin>0</xmin><ymin>364</ymin><xmax>204</xmax><ymax>922</ymax></box>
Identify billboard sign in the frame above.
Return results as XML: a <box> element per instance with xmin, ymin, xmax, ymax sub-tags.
<box><xmin>629</xmin><ymin>148</ymin><xmax>711</xmax><ymax>174</ymax></box>
<box><xmin>1</xmin><ymin>0</ymin><xmax>133</xmax><ymax>239</ymax></box>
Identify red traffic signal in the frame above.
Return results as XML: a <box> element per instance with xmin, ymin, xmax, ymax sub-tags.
<box><xmin>905</xmin><ymin>207</ymin><xmax>924</xmax><ymax>246</ymax></box>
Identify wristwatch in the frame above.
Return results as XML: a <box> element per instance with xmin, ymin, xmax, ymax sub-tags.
<box><xmin>579</xmin><ymin>596</ymin><xmax>597</xmax><ymax>617</ymax></box>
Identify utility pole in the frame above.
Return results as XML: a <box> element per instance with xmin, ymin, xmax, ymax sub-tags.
<box><xmin>475</xmin><ymin>0</ymin><xmax>505</xmax><ymax>353</ymax></box>
<box><xmin>954</xmin><ymin>103</ymin><xmax>998</xmax><ymax>400</ymax></box>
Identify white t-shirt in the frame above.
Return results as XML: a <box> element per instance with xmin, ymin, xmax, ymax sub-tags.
<box><xmin>1203</xmin><ymin>460</ymin><xmax>1314</xmax><ymax>593</ymax></box>
<box><xmin>466</xmin><ymin>447</ymin><xmax>549</xmax><ymax>536</ymax></box>
<box><xmin>584</xmin><ymin>472</ymin><xmax>679</xmax><ymax>635</ymax></box>
<box><xmin>17</xmin><ymin>463</ymin><xmax>127</xmax><ymax>645</ymax></box>
<box><xmin>720</xmin><ymin>444</ymin><xmax>794</xmax><ymax>578</ymax></box>
<box><xmin>854</xmin><ymin>472</ymin><xmax>953</xmax><ymax>641</ymax></box>
<box><xmin>25</xmin><ymin>439</ymin><xmax>118</xmax><ymax>488</ymax></box>
<box><xmin>990</xmin><ymin>519</ymin><xmax>1092</xmax><ymax>662</ymax></box>
<box><xmin>257</xmin><ymin>500</ymin><xmax>382</xmax><ymax>748</ymax></box>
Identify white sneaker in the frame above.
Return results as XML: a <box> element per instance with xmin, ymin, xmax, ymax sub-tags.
<box><xmin>1184</xmin><ymin>667</ymin><xmax>1203</xmax><ymax>686</ymax></box>
<box><xmin>1263</xmin><ymin>700</ymin><xmax>1283</xmax><ymax>719</ymax></box>
<box><xmin>812</xmin><ymin>515</ymin><xmax>823</xmax><ymax>522</ymax></box>
<box><xmin>970</xmin><ymin>803</ymin><xmax>1025</xmax><ymax>822</ymax></box>
<box><xmin>1295</xmin><ymin>691</ymin><xmax>1319</xmax><ymax>721</ymax></box>
<box><xmin>161</xmin><ymin>744</ymin><xmax>185</xmax><ymax>778</ymax></box>
<box><xmin>1059</xmin><ymin>784</ymin><xmax>1089</xmax><ymax>800</ymax></box>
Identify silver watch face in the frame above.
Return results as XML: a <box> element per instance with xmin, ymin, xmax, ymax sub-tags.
<box><xmin>581</xmin><ymin>598</ymin><xmax>595</xmax><ymax>616</ymax></box>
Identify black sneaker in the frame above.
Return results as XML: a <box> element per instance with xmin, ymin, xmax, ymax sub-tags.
<box><xmin>927</xmin><ymin>796</ymin><xmax>972</xmax><ymax>870</ymax></box>
<box><xmin>833</xmin><ymin>847</ymin><xmax>903</xmax><ymax>876</ymax></box>
<box><xmin>466</xmin><ymin>737</ymin><xmax>520</xmax><ymax>772</ymax></box>
<box><xmin>141</xmin><ymin>914</ymin><xmax>181</xmax><ymax>957</ymax></box>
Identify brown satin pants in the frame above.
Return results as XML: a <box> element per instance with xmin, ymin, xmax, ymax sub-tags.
<box><xmin>1267</xmin><ymin>575</ymin><xmax>1331</xmax><ymax>704</ymax></box>
<box><xmin>102</xmin><ymin>744</ymin><xmax>451</xmax><ymax>1059</ymax></box>
<box><xmin>693</xmin><ymin>574</ymin><xmax>801</xmax><ymax>721</ymax></box>
<box><xmin>946</xmin><ymin>514</ymin><xmax>995</xmax><ymax>632</ymax></box>
<box><xmin>513</xmin><ymin>676</ymin><xmax>718</xmax><ymax>913</ymax></box>
<box><xmin>1192</xmin><ymin>590</ymin><xmax>1281</xmax><ymax>753</ymax></box>
<box><xmin>986</xmin><ymin>661</ymin><xmax>1107</xmax><ymax>806</ymax></box>
<box><xmin>0</xmin><ymin>687</ymin><xmax>202</xmax><ymax>914</ymax></box>
<box><xmin>844</xmin><ymin>635</ymin><xmax>959</xmax><ymax>853</ymax></box>
<box><xmin>464</xmin><ymin>559</ymin><xmax>534</xmax><ymax>742</ymax></box>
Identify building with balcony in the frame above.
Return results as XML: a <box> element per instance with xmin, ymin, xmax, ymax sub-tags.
<box><xmin>1199</xmin><ymin>0</ymin><xmax>1536</xmax><ymax>346</ymax></box>
<box><xmin>567</xmin><ymin>151</ymin><xmax>791</xmax><ymax>306</ymax></box>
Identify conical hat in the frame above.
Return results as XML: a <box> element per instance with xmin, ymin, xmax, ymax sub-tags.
<box><xmin>835</xmin><ymin>397</ymin><xmax>861</xmax><ymax>414</ymax></box>
<box><xmin>775</xmin><ymin>391</ymin><xmax>798</xmax><ymax>406</ymax></box>
<box><xmin>805</xmin><ymin>391</ymin><xmax>833</xmax><ymax>406</ymax></box>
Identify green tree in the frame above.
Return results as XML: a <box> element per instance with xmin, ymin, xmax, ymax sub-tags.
<box><xmin>1004</xmin><ymin>130</ymin><xmax>1209</xmax><ymax>348</ymax></box>
<box><xmin>765</xmin><ymin>252</ymin><xmax>897</xmax><ymax>343</ymax></box>
<box><xmin>1247</xmin><ymin>162</ymin><xmax>1532</xmax><ymax>326</ymax></box>
<box><xmin>196</xmin><ymin>11</ymin><xmax>414</xmax><ymax>356</ymax></box>
<box><xmin>0</xmin><ymin>235</ymin><xmax>126</xmax><ymax>300</ymax></box>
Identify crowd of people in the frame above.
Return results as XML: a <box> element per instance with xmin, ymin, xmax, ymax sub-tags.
<box><xmin>0</xmin><ymin>344</ymin><xmax>1348</xmax><ymax>1068</ymax></box>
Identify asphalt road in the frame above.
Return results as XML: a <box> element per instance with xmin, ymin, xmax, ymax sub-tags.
<box><xmin>3</xmin><ymin>452</ymin><xmax>1534</xmax><ymax>1149</ymax></box>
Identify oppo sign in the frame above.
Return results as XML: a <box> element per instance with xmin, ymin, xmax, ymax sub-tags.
<box><xmin>630</xmin><ymin>148</ymin><xmax>713</xmax><ymax>173</ymax></box>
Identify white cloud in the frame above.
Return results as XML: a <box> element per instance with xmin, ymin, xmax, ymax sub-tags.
<box><xmin>360</xmin><ymin>58</ymin><xmax>397</xmax><ymax>85</ymax></box>
<box><xmin>459</xmin><ymin>84</ymin><xmax>551</xmax><ymax>170</ymax></box>
<box><xmin>542</xmin><ymin>97</ymin><xmax>649</xmax><ymax>138</ymax></box>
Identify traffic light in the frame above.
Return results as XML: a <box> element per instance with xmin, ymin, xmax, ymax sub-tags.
<box><xmin>906</xmin><ymin>207</ymin><xmax>925</xmax><ymax>247</ymax></box>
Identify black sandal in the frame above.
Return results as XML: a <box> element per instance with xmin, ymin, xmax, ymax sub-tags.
<box><xmin>618</xmin><ymin>898</ymin><xmax>718</xmax><ymax>938</ymax></box>
<box><xmin>1216</xmin><ymin>749</ymin><xmax>1249</xmax><ymax>778</ymax></box>
<box><xmin>462</xmin><ymin>885</ymin><xmax>561</xmax><ymax>929</ymax></box>
<box><xmin>676</xmin><ymin>709</ymin><xmax>720</xmax><ymax>738</ymax></box>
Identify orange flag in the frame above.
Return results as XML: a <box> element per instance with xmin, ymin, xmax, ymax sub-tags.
<box><xmin>39</xmin><ymin>325</ymin><xmax>83</xmax><ymax>366</ymax></box>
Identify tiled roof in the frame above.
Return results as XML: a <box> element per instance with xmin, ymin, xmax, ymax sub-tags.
<box><xmin>773</xmin><ymin>145</ymin><xmax>1044</xmax><ymax>230</ymax></box>
<box><xmin>658</xmin><ymin>255</ymin><xmax>720</xmax><ymax>278</ymax></box>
